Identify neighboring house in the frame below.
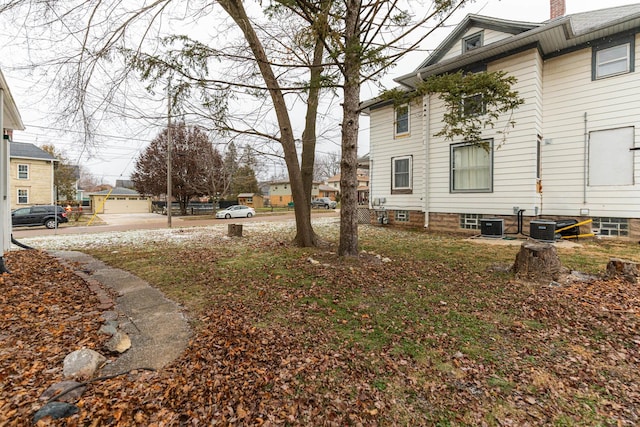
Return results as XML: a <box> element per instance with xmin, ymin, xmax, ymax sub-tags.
<box><xmin>318</xmin><ymin>184</ymin><xmax>339</xmax><ymax>201</ymax></box>
<box><xmin>237</xmin><ymin>192</ymin><xmax>264</xmax><ymax>208</ymax></box>
<box><xmin>9</xmin><ymin>142</ymin><xmax>56</xmax><ymax>210</ymax></box>
<box><xmin>362</xmin><ymin>1</ymin><xmax>640</xmax><ymax>239</ymax></box>
<box><xmin>89</xmin><ymin>187</ymin><xmax>151</xmax><ymax>214</ymax></box>
<box><xmin>327</xmin><ymin>172</ymin><xmax>370</xmax><ymax>205</ymax></box>
<box><xmin>268</xmin><ymin>180</ymin><xmax>320</xmax><ymax>207</ymax></box>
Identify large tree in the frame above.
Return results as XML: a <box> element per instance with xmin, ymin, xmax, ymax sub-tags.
<box><xmin>0</xmin><ymin>1</ymin><xmax>523</xmax><ymax>256</ymax></box>
<box><xmin>132</xmin><ymin>123</ymin><xmax>221</xmax><ymax>215</ymax></box>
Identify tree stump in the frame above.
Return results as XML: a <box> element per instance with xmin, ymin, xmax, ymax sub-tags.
<box><xmin>227</xmin><ymin>224</ymin><xmax>243</xmax><ymax>237</ymax></box>
<box><xmin>511</xmin><ymin>242</ymin><xmax>562</xmax><ymax>281</ymax></box>
<box><xmin>606</xmin><ymin>258</ymin><xmax>638</xmax><ymax>283</ymax></box>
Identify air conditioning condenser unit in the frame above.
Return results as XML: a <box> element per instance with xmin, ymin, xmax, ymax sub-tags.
<box><xmin>480</xmin><ymin>218</ymin><xmax>504</xmax><ymax>238</ymax></box>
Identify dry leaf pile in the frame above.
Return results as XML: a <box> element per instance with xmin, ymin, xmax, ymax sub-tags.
<box><xmin>0</xmin><ymin>243</ymin><xmax>638</xmax><ymax>426</ymax></box>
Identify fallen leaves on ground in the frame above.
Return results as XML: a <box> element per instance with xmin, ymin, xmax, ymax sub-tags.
<box><xmin>1</xmin><ymin>237</ymin><xmax>639</xmax><ymax>425</ymax></box>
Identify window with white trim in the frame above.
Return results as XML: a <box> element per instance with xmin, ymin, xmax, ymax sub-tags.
<box><xmin>451</xmin><ymin>141</ymin><xmax>493</xmax><ymax>192</ymax></box>
<box><xmin>394</xmin><ymin>104</ymin><xmax>409</xmax><ymax>136</ymax></box>
<box><xmin>18</xmin><ymin>164</ymin><xmax>29</xmax><ymax>180</ymax></box>
<box><xmin>593</xmin><ymin>37</ymin><xmax>634</xmax><ymax>80</ymax></box>
<box><xmin>392</xmin><ymin>156</ymin><xmax>412</xmax><ymax>193</ymax></box>
<box><xmin>17</xmin><ymin>189</ymin><xmax>29</xmax><ymax>204</ymax></box>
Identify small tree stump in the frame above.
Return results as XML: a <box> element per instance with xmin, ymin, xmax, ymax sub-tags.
<box><xmin>606</xmin><ymin>258</ymin><xmax>638</xmax><ymax>283</ymax></box>
<box><xmin>228</xmin><ymin>224</ymin><xmax>243</xmax><ymax>237</ymax></box>
<box><xmin>511</xmin><ymin>242</ymin><xmax>562</xmax><ymax>281</ymax></box>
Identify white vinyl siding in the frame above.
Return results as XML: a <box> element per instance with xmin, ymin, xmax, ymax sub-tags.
<box><xmin>543</xmin><ymin>34</ymin><xmax>640</xmax><ymax>217</ymax></box>
<box><xmin>428</xmin><ymin>48</ymin><xmax>543</xmax><ymax>215</ymax></box>
<box><xmin>369</xmin><ymin>99</ymin><xmax>424</xmax><ymax>210</ymax></box>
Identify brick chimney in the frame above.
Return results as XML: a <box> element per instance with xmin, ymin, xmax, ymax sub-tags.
<box><xmin>550</xmin><ymin>0</ymin><xmax>565</xmax><ymax>19</ymax></box>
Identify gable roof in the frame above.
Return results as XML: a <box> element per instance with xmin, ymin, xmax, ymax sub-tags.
<box><xmin>418</xmin><ymin>15</ymin><xmax>540</xmax><ymax>70</ymax></box>
<box><xmin>9</xmin><ymin>142</ymin><xmax>57</xmax><ymax>161</ymax></box>
<box><xmin>394</xmin><ymin>4</ymin><xmax>640</xmax><ymax>90</ymax></box>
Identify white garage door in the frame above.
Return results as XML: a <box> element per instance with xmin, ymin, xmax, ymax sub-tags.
<box><xmin>104</xmin><ymin>198</ymin><xmax>150</xmax><ymax>214</ymax></box>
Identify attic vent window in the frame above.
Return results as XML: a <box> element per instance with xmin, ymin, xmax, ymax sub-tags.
<box><xmin>462</xmin><ymin>32</ymin><xmax>483</xmax><ymax>53</ymax></box>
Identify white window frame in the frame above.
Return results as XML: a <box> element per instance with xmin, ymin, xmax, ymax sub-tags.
<box><xmin>593</xmin><ymin>39</ymin><xmax>633</xmax><ymax>80</ymax></box>
<box><xmin>394</xmin><ymin>104</ymin><xmax>410</xmax><ymax>137</ymax></box>
<box><xmin>17</xmin><ymin>188</ymin><xmax>29</xmax><ymax>204</ymax></box>
<box><xmin>450</xmin><ymin>140</ymin><xmax>493</xmax><ymax>193</ymax></box>
<box><xmin>392</xmin><ymin>156</ymin><xmax>412</xmax><ymax>192</ymax></box>
<box><xmin>18</xmin><ymin>164</ymin><xmax>29</xmax><ymax>180</ymax></box>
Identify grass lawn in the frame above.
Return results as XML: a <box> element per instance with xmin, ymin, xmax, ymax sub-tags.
<box><xmin>55</xmin><ymin>223</ymin><xmax>640</xmax><ymax>424</ymax></box>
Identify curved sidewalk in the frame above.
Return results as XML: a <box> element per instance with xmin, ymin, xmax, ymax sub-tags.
<box><xmin>50</xmin><ymin>250</ymin><xmax>191</xmax><ymax>375</ymax></box>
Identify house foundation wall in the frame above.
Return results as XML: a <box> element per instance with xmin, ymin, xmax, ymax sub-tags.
<box><xmin>369</xmin><ymin>210</ymin><xmax>640</xmax><ymax>240</ymax></box>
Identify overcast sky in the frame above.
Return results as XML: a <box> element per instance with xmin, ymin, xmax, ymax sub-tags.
<box><xmin>2</xmin><ymin>0</ymin><xmax>639</xmax><ymax>186</ymax></box>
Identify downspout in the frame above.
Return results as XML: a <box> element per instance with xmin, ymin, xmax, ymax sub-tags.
<box><xmin>583</xmin><ymin>112</ymin><xmax>588</xmax><ymax>204</ymax></box>
<box><xmin>423</xmin><ymin>94</ymin><xmax>430</xmax><ymax>228</ymax></box>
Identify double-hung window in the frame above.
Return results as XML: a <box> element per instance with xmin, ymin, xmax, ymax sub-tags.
<box><xmin>392</xmin><ymin>156</ymin><xmax>412</xmax><ymax>193</ymax></box>
<box><xmin>18</xmin><ymin>164</ymin><xmax>29</xmax><ymax>180</ymax></box>
<box><xmin>451</xmin><ymin>140</ymin><xmax>493</xmax><ymax>192</ymax></box>
<box><xmin>17</xmin><ymin>189</ymin><xmax>29</xmax><ymax>204</ymax></box>
<box><xmin>394</xmin><ymin>104</ymin><xmax>409</xmax><ymax>137</ymax></box>
<box><xmin>593</xmin><ymin>36</ymin><xmax>634</xmax><ymax>80</ymax></box>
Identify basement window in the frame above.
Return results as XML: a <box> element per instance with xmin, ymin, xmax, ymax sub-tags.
<box><xmin>460</xmin><ymin>213</ymin><xmax>482</xmax><ymax>230</ymax></box>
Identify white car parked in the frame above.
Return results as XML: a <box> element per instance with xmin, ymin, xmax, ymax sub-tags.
<box><xmin>215</xmin><ymin>205</ymin><xmax>256</xmax><ymax>219</ymax></box>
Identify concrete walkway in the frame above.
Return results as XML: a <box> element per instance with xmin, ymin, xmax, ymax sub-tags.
<box><xmin>50</xmin><ymin>250</ymin><xmax>191</xmax><ymax>376</ymax></box>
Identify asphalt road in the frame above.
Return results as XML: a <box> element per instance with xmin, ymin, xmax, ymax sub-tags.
<box><xmin>11</xmin><ymin>210</ymin><xmax>340</xmax><ymax>239</ymax></box>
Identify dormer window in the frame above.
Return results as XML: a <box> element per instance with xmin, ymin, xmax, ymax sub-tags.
<box><xmin>462</xmin><ymin>32</ymin><xmax>483</xmax><ymax>53</ymax></box>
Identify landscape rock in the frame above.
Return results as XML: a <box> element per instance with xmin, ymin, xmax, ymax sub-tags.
<box><xmin>33</xmin><ymin>402</ymin><xmax>79</xmax><ymax>423</ymax></box>
<box><xmin>39</xmin><ymin>381</ymin><xmax>86</xmax><ymax>403</ymax></box>
<box><xmin>105</xmin><ymin>330</ymin><xmax>132</xmax><ymax>353</ymax></box>
<box><xmin>99</xmin><ymin>322</ymin><xmax>118</xmax><ymax>335</ymax></box>
<box><xmin>63</xmin><ymin>348</ymin><xmax>106</xmax><ymax>380</ymax></box>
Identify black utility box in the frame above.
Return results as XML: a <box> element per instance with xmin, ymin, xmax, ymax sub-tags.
<box><xmin>480</xmin><ymin>218</ymin><xmax>504</xmax><ymax>238</ymax></box>
<box><xmin>530</xmin><ymin>220</ymin><xmax>556</xmax><ymax>242</ymax></box>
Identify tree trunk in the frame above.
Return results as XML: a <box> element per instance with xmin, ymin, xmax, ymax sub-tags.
<box><xmin>606</xmin><ymin>258</ymin><xmax>639</xmax><ymax>283</ymax></box>
<box><xmin>337</xmin><ymin>0</ymin><xmax>362</xmax><ymax>258</ymax></box>
<box><xmin>300</xmin><ymin>2</ymin><xmax>329</xmax><ymax>208</ymax></box>
<box><xmin>219</xmin><ymin>0</ymin><xmax>316</xmax><ymax>247</ymax></box>
<box><xmin>511</xmin><ymin>242</ymin><xmax>562</xmax><ymax>281</ymax></box>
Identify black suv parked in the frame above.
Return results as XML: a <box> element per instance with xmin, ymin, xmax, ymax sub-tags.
<box><xmin>11</xmin><ymin>205</ymin><xmax>69</xmax><ymax>229</ymax></box>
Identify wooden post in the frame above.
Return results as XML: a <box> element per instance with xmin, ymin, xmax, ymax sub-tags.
<box><xmin>228</xmin><ymin>224</ymin><xmax>243</xmax><ymax>237</ymax></box>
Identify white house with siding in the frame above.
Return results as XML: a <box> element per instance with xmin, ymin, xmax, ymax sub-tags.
<box><xmin>362</xmin><ymin>1</ymin><xmax>640</xmax><ymax>239</ymax></box>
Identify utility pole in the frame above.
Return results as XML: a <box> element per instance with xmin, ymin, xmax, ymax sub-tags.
<box><xmin>167</xmin><ymin>84</ymin><xmax>172</xmax><ymax>228</ymax></box>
